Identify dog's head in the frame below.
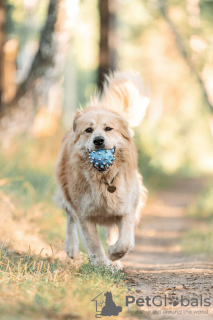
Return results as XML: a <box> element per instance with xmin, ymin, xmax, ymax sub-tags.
<box><xmin>73</xmin><ymin>107</ymin><xmax>131</xmax><ymax>154</ymax></box>
<box><xmin>71</xmin><ymin>71</ymin><xmax>148</xmax><ymax>173</ymax></box>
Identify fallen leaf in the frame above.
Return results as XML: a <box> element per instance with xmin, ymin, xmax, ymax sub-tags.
<box><xmin>175</xmin><ymin>285</ymin><xmax>183</xmax><ymax>290</ymax></box>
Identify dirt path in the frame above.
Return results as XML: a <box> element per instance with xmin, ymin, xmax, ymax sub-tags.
<box><xmin>122</xmin><ymin>178</ymin><xmax>213</xmax><ymax>319</ymax></box>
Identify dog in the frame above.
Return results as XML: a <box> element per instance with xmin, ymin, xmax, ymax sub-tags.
<box><xmin>55</xmin><ymin>71</ymin><xmax>149</xmax><ymax>268</ymax></box>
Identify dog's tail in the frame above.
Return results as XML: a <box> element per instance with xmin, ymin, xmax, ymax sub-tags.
<box><xmin>91</xmin><ymin>70</ymin><xmax>150</xmax><ymax>128</ymax></box>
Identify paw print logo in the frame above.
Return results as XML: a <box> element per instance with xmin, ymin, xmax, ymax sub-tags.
<box><xmin>168</xmin><ymin>296</ymin><xmax>179</xmax><ymax>307</ymax></box>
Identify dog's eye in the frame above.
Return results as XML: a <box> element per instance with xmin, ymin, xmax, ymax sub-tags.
<box><xmin>85</xmin><ymin>127</ymin><xmax>93</xmax><ymax>133</ymax></box>
<box><xmin>105</xmin><ymin>127</ymin><xmax>113</xmax><ymax>132</ymax></box>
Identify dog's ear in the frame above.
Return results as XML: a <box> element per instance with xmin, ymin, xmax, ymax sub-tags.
<box><xmin>117</xmin><ymin>115</ymin><xmax>131</xmax><ymax>140</ymax></box>
<box><xmin>73</xmin><ymin>109</ymin><xmax>83</xmax><ymax>132</ymax></box>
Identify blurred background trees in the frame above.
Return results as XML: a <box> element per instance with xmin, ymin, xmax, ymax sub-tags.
<box><xmin>0</xmin><ymin>0</ymin><xmax>213</xmax><ymax>177</ymax></box>
<box><xmin>98</xmin><ymin>0</ymin><xmax>118</xmax><ymax>91</ymax></box>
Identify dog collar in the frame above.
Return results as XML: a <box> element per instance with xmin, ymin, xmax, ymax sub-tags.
<box><xmin>89</xmin><ymin>148</ymin><xmax>115</xmax><ymax>172</ymax></box>
<box><xmin>103</xmin><ymin>176</ymin><xmax>117</xmax><ymax>193</ymax></box>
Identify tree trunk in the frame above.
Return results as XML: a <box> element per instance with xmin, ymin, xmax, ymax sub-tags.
<box><xmin>8</xmin><ymin>0</ymin><xmax>77</xmax><ymax>110</ymax></box>
<box><xmin>2</xmin><ymin>0</ymin><xmax>78</xmax><ymax>135</ymax></box>
<box><xmin>98</xmin><ymin>0</ymin><xmax>118</xmax><ymax>92</ymax></box>
<box><xmin>0</xmin><ymin>0</ymin><xmax>5</xmax><ymax>114</ymax></box>
<box><xmin>13</xmin><ymin>0</ymin><xmax>58</xmax><ymax>104</ymax></box>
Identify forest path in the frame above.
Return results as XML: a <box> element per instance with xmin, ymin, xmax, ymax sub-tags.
<box><xmin>122</xmin><ymin>178</ymin><xmax>213</xmax><ymax>319</ymax></box>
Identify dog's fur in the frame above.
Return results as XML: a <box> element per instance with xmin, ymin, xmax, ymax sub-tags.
<box><xmin>55</xmin><ymin>71</ymin><xmax>149</xmax><ymax>268</ymax></box>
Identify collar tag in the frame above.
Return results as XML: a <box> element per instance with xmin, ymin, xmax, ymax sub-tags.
<box><xmin>107</xmin><ymin>185</ymin><xmax>116</xmax><ymax>193</ymax></box>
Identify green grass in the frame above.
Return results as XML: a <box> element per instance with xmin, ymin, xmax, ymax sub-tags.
<box><xmin>0</xmin><ymin>247</ymin><xmax>127</xmax><ymax>320</ymax></box>
<box><xmin>0</xmin><ymin>134</ymin><xmax>128</xmax><ymax>319</ymax></box>
<box><xmin>187</xmin><ymin>184</ymin><xmax>213</xmax><ymax>219</ymax></box>
<box><xmin>0</xmin><ymin>136</ymin><xmax>57</xmax><ymax>203</ymax></box>
<box><xmin>180</xmin><ymin>184</ymin><xmax>213</xmax><ymax>256</ymax></box>
<box><xmin>0</xmin><ymin>135</ymin><xmax>65</xmax><ymax>250</ymax></box>
<box><xmin>181</xmin><ymin>226</ymin><xmax>213</xmax><ymax>256</ymax></box>
<box><xmin>3</xmin><ymin>131</ymin><xmax>209</xmax><ymax>318</ymax></box>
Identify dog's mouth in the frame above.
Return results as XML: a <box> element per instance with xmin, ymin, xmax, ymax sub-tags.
<box><xmin>88</xmin><ymin>148</ymin><xmax>115</xmax><ymax>172</ymax></box>
<box><xmin>97</xmin><ymin>167</ymin><xmax>107</xmax><ymax>172</ymax></box>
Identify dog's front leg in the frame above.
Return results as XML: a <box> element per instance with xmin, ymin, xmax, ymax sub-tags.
<box><xmin>78</xmin><ymin>218</ymin><xmax>109</xmax><ymax>266</ymax></box>
<box><xmin>65</xmin><ymin>213</ymin><xmax>79</xmax><ymax>259</ymax></box>
<box><xmin>108</xmin><ymin>214</ymin><xmax>135</xmax><ymax>261</ymax></box>
<box><xmin>107</xmin><ymin>225</ymin><xmax>123</xmax><ymax>270</ymax></box>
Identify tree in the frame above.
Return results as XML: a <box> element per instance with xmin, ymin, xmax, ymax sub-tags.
<box><xmin>158</xmin><ymin>0</ymin><xmax>213</xmax><ymax>114</ymax></box>
<box><xmin>5</xmin><ymin>0</ymin><xmax>78</xmax><ymax>124</ymax></box>
<box><xmin>98</xmin><ymin>0</ymin><xmax>118</xmax><ymax>91</ymax></box>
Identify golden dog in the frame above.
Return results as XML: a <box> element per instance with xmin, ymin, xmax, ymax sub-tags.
<box><xmin>55</xmin><ymin>71</ymin><xmax>149</xmax><ymax>268</ymax></box>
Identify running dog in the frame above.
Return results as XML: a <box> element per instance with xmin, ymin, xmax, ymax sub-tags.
<box><xmin>55</xmin><ymin>71</ymin><xmax>149</xmax><ymax>268</ymax></box>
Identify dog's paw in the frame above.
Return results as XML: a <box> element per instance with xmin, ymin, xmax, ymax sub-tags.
<box><xmin>65</xmin><ymin>241</ymin><xmax>79</xmax><ymax>259</ymax></box>
<box><xmin>89</xmin><ymin>255</ymin><xmax>110</xmax><ymax>267</ymax></box>
<box><xmin>110</xmin><ymin>260</ymin><xmax>123</xmax><ymax>270</ymax></box>
<box><xmin>108</xmin><ymin>242</ymin><xmax>130</xmax><ymax>261</ymax></box>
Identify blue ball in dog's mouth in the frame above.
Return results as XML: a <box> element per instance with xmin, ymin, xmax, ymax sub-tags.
<box><xmin>89</xmin><ymin>148</ymin><xmax>115</xmax><ymax>172</ymax></box>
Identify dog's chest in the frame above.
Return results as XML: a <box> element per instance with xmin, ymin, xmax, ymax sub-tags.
<box><xmin>82</xmin><ymin>188</ymin><xmax>126</xmax><ymax>218</ymax></box>
<box><xmin>80</xmin><ymin>174</ymin><xmax>137</xmax><ymax>219</ymax></box>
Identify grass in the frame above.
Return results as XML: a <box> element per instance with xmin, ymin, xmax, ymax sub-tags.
<box><xmin>0</xmin><ymin>133</ymin><xmax>128</xmax><ymax>319</ymax></box>
<box><xmin>0</xmin><ymin>247</ymin><xmax>126</xmax><ymax>320</ymax></box>
<box><xmin>187</xmin><ymin>184</ymin><xmax>213</xmax><ymax>219</ymax></box>
<box><xmin>181</xmin><ymin>227</ymin><xmax>213</xmax><ymax>256</ymax></box>
<box><xmin>2</xmin><ymin>130</ymin><xmax>211</xmax><ymax>318</ymax></box>
<box><xmin>180</xmin><ymin>183</ymin><xmax>213</xmax><ymax>256</ymax></box>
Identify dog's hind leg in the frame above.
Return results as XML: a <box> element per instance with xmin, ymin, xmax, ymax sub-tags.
<box><xmin>78</xmin><ymin>218</ymin><xmax>109</xmax><ymax>266</ymax></box>
<box><xmin>65</xmin><ymin>212</ymin><xmax>79</xmax><ymax>259</ymax></box>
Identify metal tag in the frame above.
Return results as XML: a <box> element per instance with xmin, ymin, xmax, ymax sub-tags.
<box><xmin>107</xmin><ymin>185</ymin><xmax>116</xmax><ymax>193</ymax></box>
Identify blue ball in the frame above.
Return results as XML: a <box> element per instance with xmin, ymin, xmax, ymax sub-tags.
<box><xmin>89</xmin><ymin>148</ymin><xmax>115</xmax><ymax>171</ymax></box>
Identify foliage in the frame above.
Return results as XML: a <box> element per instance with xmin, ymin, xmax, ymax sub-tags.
<box><xmin>4</xmin><ymin>0</ymin><xmax>213</xmax><ymax>175</ymax></box>
<box><xmin>6</xmin><ymin>0</ymin><xmax>48</xmax><ymax>43</ymax></box>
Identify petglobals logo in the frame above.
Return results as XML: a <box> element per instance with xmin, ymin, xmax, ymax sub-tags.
<box><xmin>92</xmin><ymin>291</ymin><xmax>122</xmax><ymax>318</ymax></box>
<box><xmin>126</xmin><ymin>295</ymin><xmax>211</xmax><ymax>308</ymax></box>
<box><xmin>91</xmin><ymin>292</ymin><xmax>211</xmax><ymax>318</ymax></box>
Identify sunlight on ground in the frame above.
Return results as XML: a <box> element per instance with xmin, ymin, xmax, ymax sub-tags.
<box><xmin>0</xmin><ymin>134</ymin><xmax>127</xmax><ymax>319</ymax></box>
<box><xmin>0</xmin><ymin>133</ymin><xmax>213</xmax><ymax>319</ymax></box>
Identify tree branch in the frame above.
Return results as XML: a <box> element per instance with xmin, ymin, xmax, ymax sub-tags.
<box><xmin>159</xmin><ymin>0</ymin><xmax>213</xmax><ymax>114</ymax></box>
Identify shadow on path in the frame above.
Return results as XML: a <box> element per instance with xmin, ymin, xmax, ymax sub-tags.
<box><xmin>123</xmin><ymin>178</ymin><xmax>213</xmax><ymax>319</ymax></box>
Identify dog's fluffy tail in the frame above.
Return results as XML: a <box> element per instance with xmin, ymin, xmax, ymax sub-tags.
<box><xmin>91</xmin><ymin>70</ymin><xmax>150</xmax><ymax>128</ymax></box>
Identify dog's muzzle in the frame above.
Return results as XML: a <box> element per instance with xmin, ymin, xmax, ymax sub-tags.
<box><xmin>89</xmin><ymin>148</ymin><xmax>115</xmax><ymax>172</ymax></box>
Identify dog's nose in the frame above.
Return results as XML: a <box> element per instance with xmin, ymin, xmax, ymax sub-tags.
<box><xmin>93</xmin><ymin>136</ymin><xmax>105</xmax><ymax>147</ymax></box>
